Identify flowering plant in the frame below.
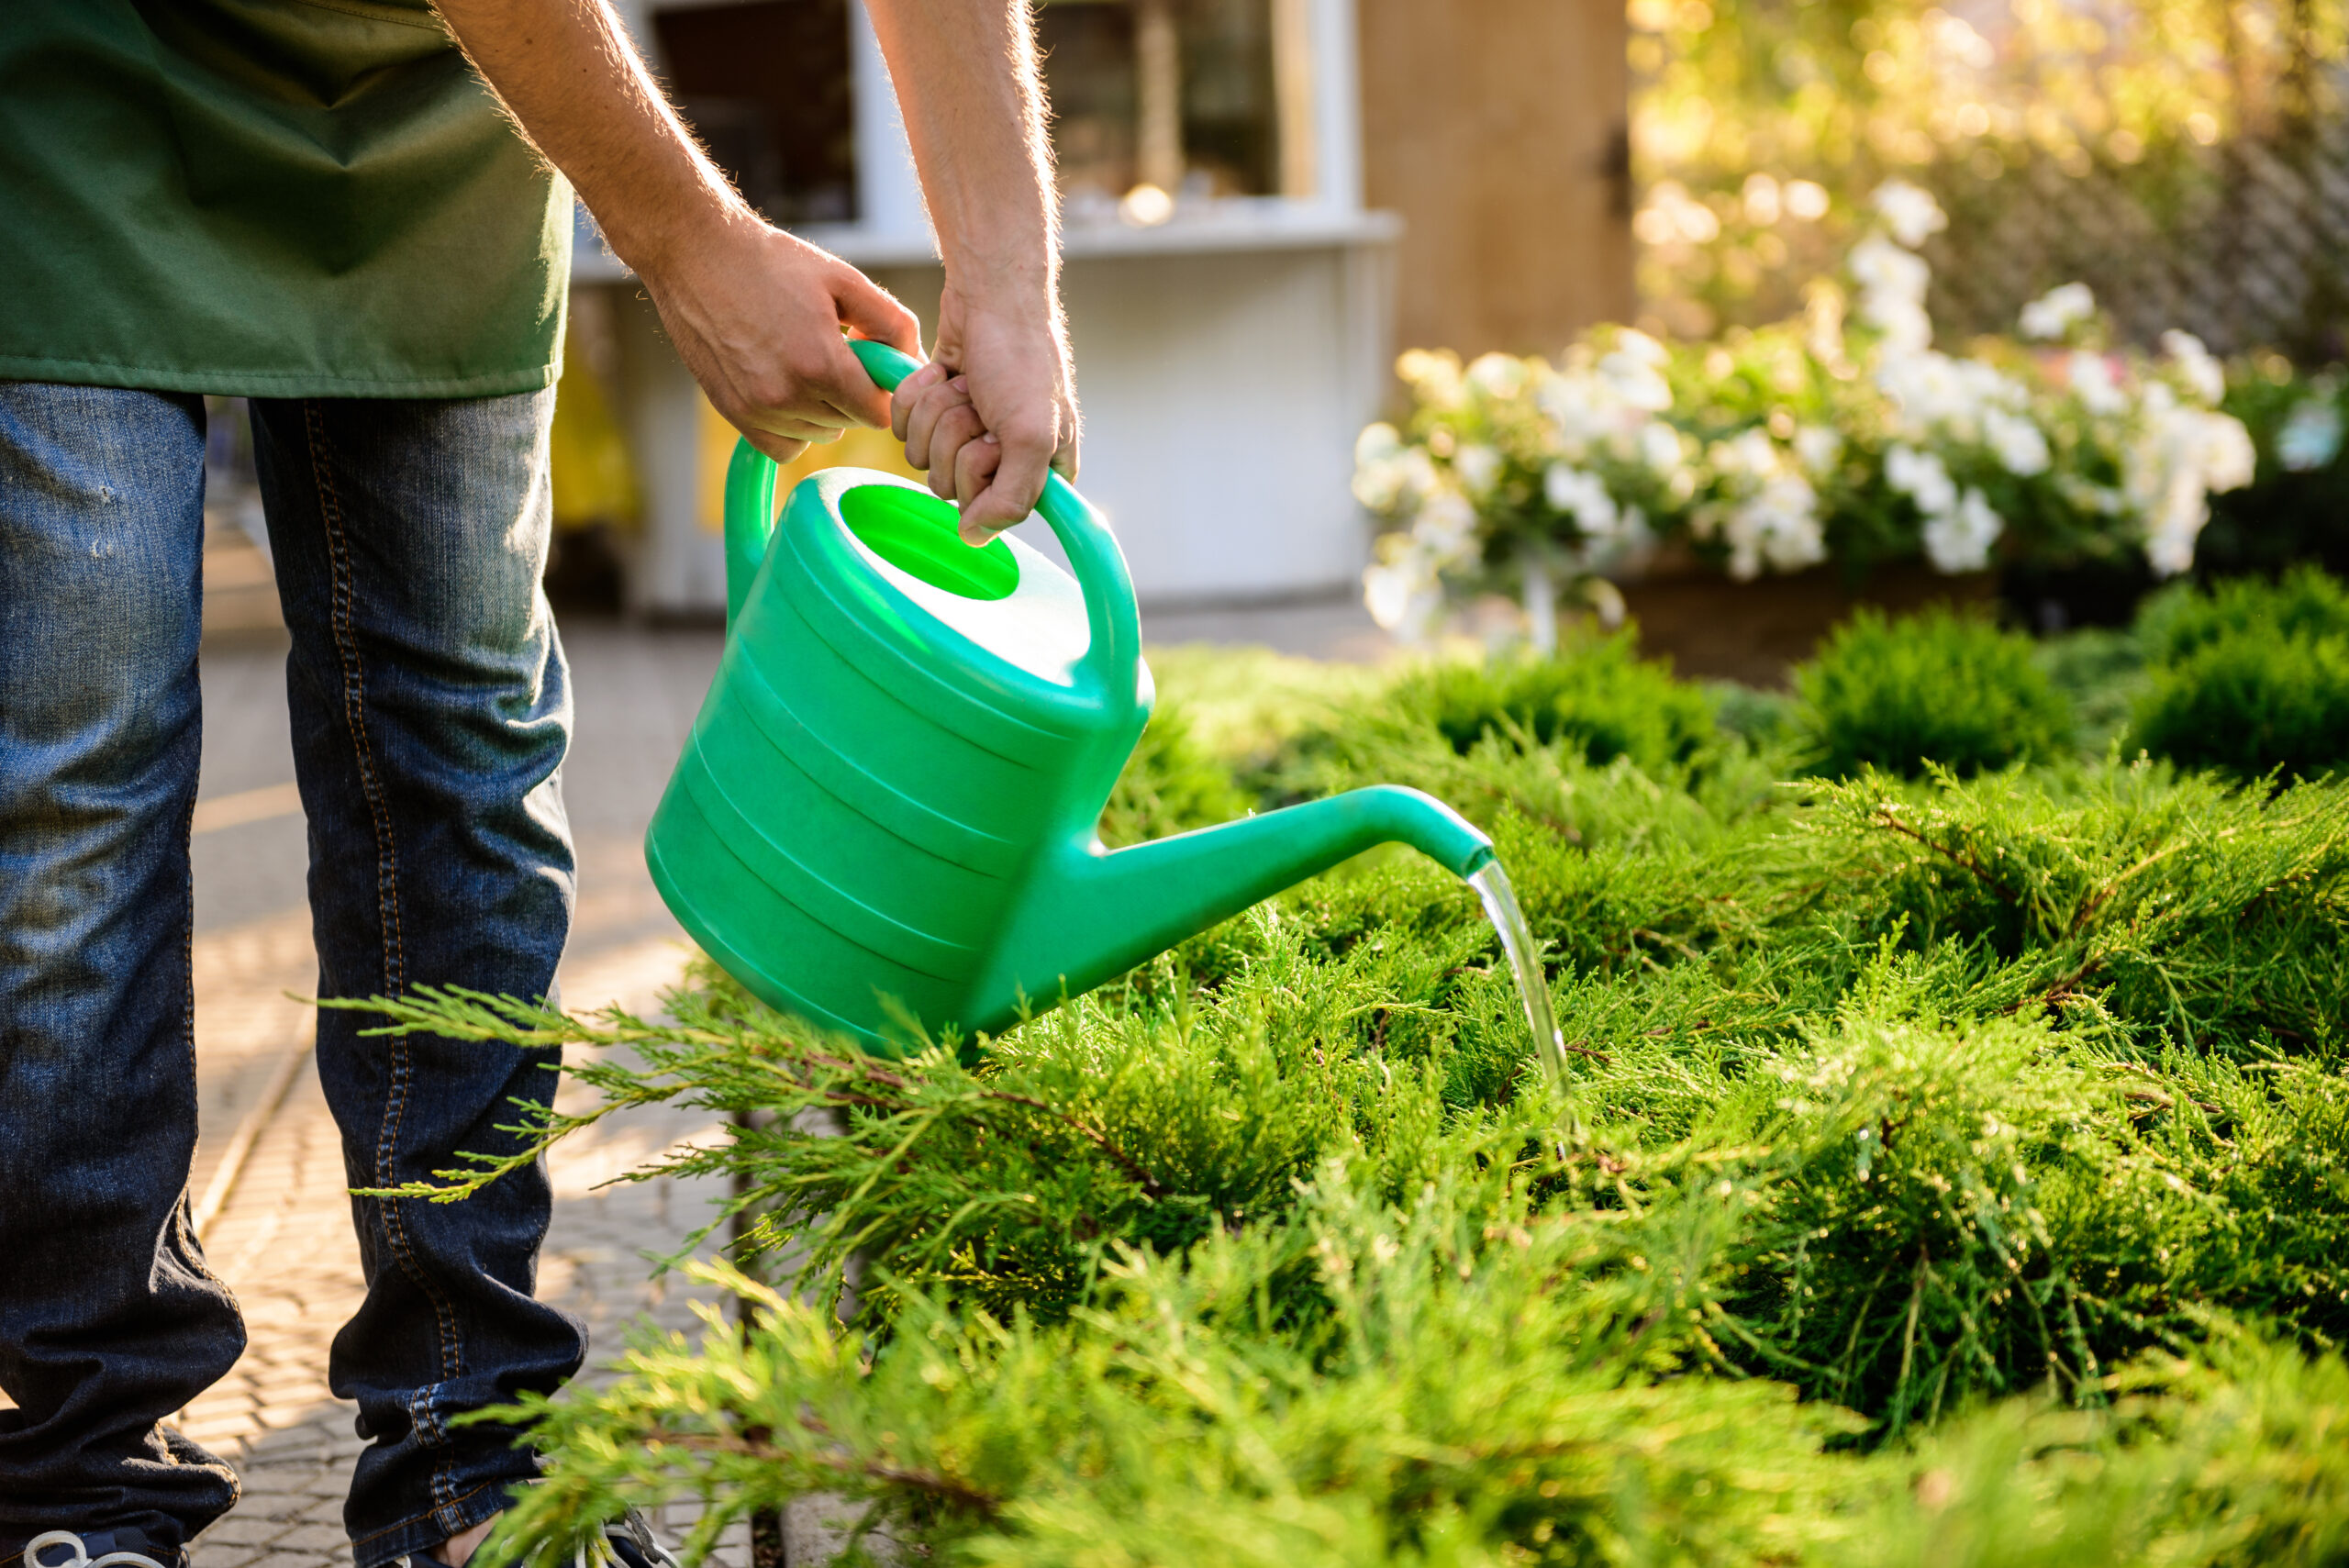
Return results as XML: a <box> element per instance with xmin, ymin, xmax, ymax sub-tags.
<box><xmin>1360</xmin><ymin>182</ymin><xmax>2258</xmax><ymax>644</ymax></box>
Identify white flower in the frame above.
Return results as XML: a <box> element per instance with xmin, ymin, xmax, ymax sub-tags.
<box><xmin>1705</xmin><ymin>428</ymin><xmax>1822</xmax><ymax>578</ymax></box>
<box><xmin>1849</xmin><ymin>235</ymin><xmax>1932</xmax><ymax>307</ymax></box>
<box><xmin>2141</xmin><ymin>482</ymin><xmax>2208</xmax><ymax>578</ymax></box>
<box><xmin>1885</xmin><ymin>443</ymin><xmax>1959</xmax><ymax>517</ymax></box>
<box><xmin>2277</xmin><ymin>396</ymin><xmax>2343</xmax><ymax>472</ymax></box>
<box><xmin>1723</xmin><ymin>475</ymin><xmax>1825</xmax><ymax>580</ymax></box>
<box><xmin>1610</xmin><ymin>328</ymin><xmax>1670</xmax><ymax>366</ymax></box>
<box><xmin>2123</xmin><ymin>406</ymin><xmax>2255</xmax><ymax>576</ymax></box>
<box><xmin>1878</xmin><ymin>348</ymin><xmax>2030</xmax><ymax>443</ymax></box>
<box><xmin>1922</xmin><ymin>487</ymin><xmax>2003</xmax><ymax>573</ymax></box>
<box><xmin>1709</xmin><ymin>427</ymin><xmax>1781</xmax><ymax>481</ymax></box>
<box><xmin>2160</xmin><ymin>330</ymin><xmax>2226</xmax><ymax>406</ymax></box>
<box><xmin>1534</xmin><ymin>370</ymin><xmax>1607</xmax><ymax>456</ymax></box>
<box><xmin>1864</xmin><ymin>295</ymin><xmax>1935</xmax><ymax>352</ymax></box>
<box><xmin>1639</xmin><ymin>419</ymin><xmax>1687</xmax><ymax>476</ymax></box>
<box><xmin>1877</xmin><ymin>349</ymin><xmax>1963</xmax><ymax>432</ymax></box>
<box><xmin>1981</xmin><ymin>406</ymin><xmax>2052</xmax><ymax>476</ymax></box>
<box><xmin>1362</xmin><ymin>562</ymin><xmax>1428</xmax><ymax>632</ymax></box>
<box><xmin>1415</xmin><ymin>489</ymin><xmax>1479</xmax><ymax>553</ymax></box>
<box><xmin>1794</xmin><ymin>424</ymin><xmax>1843</xmax><ymax>477</ymax></box>
<box><xmin>2199</xmin><ymin>411</ymin><xmax>2256</xmax><ymax>492</ymax></box>
<box><xmin>1453</xmin><ymin>442</ymin><xmax>1503</xmax><ymax>498</ymax></box>
<box><xmin>1397</xmin><ymin>349</ymin><xmax>1465</xmax><ymax>410</ymax></box>
<box><xmin>2067</xmin><ymin>350</ymin><xmax>2130</xmax><ymax>417</ymax></box>
<box><xmin>1598</xmin><ymin>347</ymin><xmax>1674</xmax><ymax>412</ymax></box>
<box><xmin>1542</xmin><ymin>462</ymin><xmax>1621</xmax><ymax>536</ymax></box>
<box><xmin>2019</xmin><ymin>283</ymin><xmax>2096</xmax><ymax>341</ymax></box>
<box><xmin>1850</xmin><ymin>234</ymin><xmax>1935</xmax><ymax>350</ymax></box>
<box><xmin>1873</xmin><ymin>180</ymin><xmax>1949</xmax><ymax>249</ymax></box>
<box><xmin>1351</xmin><ymin>424</ymin><xmax>1441</xmax><ymax>512</ymax></box>
<box><xmin>1465</xmin><ymin>352</ymin><xmax>1528</xmax><ymax>400</ymax></box>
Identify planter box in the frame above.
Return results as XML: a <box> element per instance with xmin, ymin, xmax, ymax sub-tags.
<box><xmin>1618</xmin><ymin>562</ymin><xmax>1999</xmax><ymax>687</ymax></box>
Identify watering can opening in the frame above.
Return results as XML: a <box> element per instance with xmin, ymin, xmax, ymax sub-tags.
<box><xmin>824</xmin><ymin>471</ymin><xmax>1095</xmax><ymax>690</ymax></box>
<box><xmin>840</xmin><ymin>484</ymin><xmax>1019</xmax><ymax>601</ymax></box>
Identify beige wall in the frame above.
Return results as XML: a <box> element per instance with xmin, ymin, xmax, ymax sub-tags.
<box><xmin>1357</xmin><ymin>0</ymin><xmax>1634</xmax><ymax>362</ymax></box>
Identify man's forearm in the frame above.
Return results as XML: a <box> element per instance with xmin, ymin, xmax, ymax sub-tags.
<box><xmin>429</xmin><ymin>0</ymin><xmax>751</xmax><ymax>275</ymax></box>
<box><xmin>863</xmin><ymin>0</ymin><xmax>1060</xmax><ymax>313</ymax></box>
<box><xmin>431</xmin><ymin>0</ymin><xmax>1072</xmax><ymax>522</ymax></box>
<box><xmin>428</xmin><ymin>0</ymin><xmax>925</xmax><ymax>456</ymax></box>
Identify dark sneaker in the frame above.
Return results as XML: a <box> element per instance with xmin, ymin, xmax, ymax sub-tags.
<box><xmin>17</xmin><ymin>1531</ymin><xmax>186</xmax><ymax>1568</ymax></box>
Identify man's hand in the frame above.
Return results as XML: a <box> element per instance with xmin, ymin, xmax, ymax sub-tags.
<box><xmin>891</xmin><ymin>283</ymin><xmax>1076</xmax><ymax>543</ymax></box>
<box><xmin>636</xmin><ymin>214</ymin><xmax>920</xmax><ymax>465</ymax></box>
<box><xmin>429</xmin><ymin>0</ymin><xmax>919</xmax><ymax>462</ymax></box>
<box><xmin>432</xmin><ymin>0</ymin><xmax>1074</xmax><ymax>538</ymax></box>
<box><xmin>865</xmin><ymin>0</ymin><xmax>1074</xmax><ymax>546</ymax></box>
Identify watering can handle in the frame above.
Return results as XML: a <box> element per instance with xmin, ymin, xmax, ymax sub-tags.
<box><xmin>720</xmin><ymin>339</ymin><xmax>1142</xmax><ymax>717</ymax></box>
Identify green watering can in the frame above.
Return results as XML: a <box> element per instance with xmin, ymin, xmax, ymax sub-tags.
<box><xmin>644</xmin><ymin>338</ymin><xmax>1496</xmax><ymax>1054</ymax></box>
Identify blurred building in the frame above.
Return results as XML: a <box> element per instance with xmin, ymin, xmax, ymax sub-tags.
<box><xmin>570</xmin><ymin>0</ymin><xmax>1631</xmax><ymax>614</ymax></box>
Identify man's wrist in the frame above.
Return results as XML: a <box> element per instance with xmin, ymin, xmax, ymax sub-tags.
<box><xmin>599</xmin><ymin>186</ymin><xmax>762</xmax><ymax>282</ymax></box>
<box><xmin>942</xmin><ymin>249</ymin><xmax>1059</xmax><ymax>320</ymax></box>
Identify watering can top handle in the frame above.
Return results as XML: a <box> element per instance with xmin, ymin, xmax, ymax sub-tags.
<box><xmin>723</xmin><ymin>338</ymin><xmax>1141</xmax><ymax>713</ymax></box>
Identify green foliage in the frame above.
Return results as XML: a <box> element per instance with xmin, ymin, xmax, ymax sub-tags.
<box><xmin>485</xmin><ymin>1303</ymin><xmax>2349</xmax><ymax>1568</ymax></box>
<box><xmin>342</xmin><ymin>639</ymin><xmax>2349</xmax><ymax>1567</ymax></box>
<box><xmin>1385</xmin><ymin>639</ymin><xmax>1717</xmax><ymax>771</ymax></box>
<box><xmin>1794</xmin><ymin>608</ymin><xmax>2074</xmax><ymax>778</ymax></box>
<box><xmin>2032</xmin><ymin>628</ymin><xmax>2146</xmax><ymax>753</ymax></box>
<box><xmin>2137</xmin><ymin>565</ymin><xmax>2349</xmax><ymax>664</ymax></box>
<box><xmin>2132</xmin><ymin>633</ymin><xmax>2349</xmax><ymax>783</ymax></box>
<box><xmin>2129</xmin><ymin>568</ymin><xmax>2349</xmax><ymax>782</ymax></box>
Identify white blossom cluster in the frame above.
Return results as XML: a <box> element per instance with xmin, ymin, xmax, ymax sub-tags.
<box><xmin>2125</xmin><ymin>375</ymin><xmax>2257</xmax><ymax>575</ymax></box>
<box><xmin>1861</xmin><ymin>184</ymin><xmax>2030</xmax><ymax>572</ymax></box>
<box><xmin>1690</xmin><ymin>427</ymin><xmax>1827</xmax><ymax>580</ymax></box>
<box><xmin>1858</xmin><ymin>181</ymin><xmax>2254</xmax><ymax>578</ymax></box>
<box><xmin>1356</xmin><ymin>180</ymin><xmax>2270</xmax><ymax>640</ymax></box>
<box><xmin>1359</xmin><ymin>339</ymin><xmax>1680</xmax><ymax>636</ymax></box>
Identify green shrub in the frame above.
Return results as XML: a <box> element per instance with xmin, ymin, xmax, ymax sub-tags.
<box><xmin>2136</xmin><ymin>564</ymin><xmax>2349</xmax><ymax>665</ymax></box>
<box><xmin>2124</xmin><ymin>568</ymin><xmax>2349</xmax><ymax>783</ymax></box>
<box><xmin>2131</xmin><ymin>631</ymin><xmax>2349</xmax><ymax>782</ymax></box>
<box><xmin>2032</xmin><ymin>627</ymin><xmax>2146</xmax><ymax>752</ymax></box>
<box><xmin>1387</xmin><ymin>636</ymin><xmax>1715</xmax><ymax>772</ymax></box>
<box><xmin>1795</xmin><ymin>607</ymin><xmax>2073</xmax><ymax>778</ymax></box>
<box><xmin>342</xmin><ymin>645</ymin><xmax>2349</xmax><ymax>1568</ymax></box>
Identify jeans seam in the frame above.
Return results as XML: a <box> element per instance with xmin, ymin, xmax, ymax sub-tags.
<box><xmin>175</xmin><ymin>729</ymin><xmax>245</xmax><ymax>1454</ymax></box>
<box><xmin>348</xmin><ymin>1474</ymin><xmax>513</xmax><ymax>1553</ymax></box>
<box><xmin>301</xmin><ymin>400</ymin><xmax>468</xmax><ymax>1511</ymax></box>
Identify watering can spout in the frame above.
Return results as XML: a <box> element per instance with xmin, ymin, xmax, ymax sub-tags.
<box><xmin>967</xmin><ymin>786</ymin><xmax>1495</xmax><ymax>1030</ymax></box>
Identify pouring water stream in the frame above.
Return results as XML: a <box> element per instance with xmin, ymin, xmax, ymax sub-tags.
<box><xmin>1467</xmin><ymin>862</ymin><xmax>1576</xmax><ymax>1152</ymax></box>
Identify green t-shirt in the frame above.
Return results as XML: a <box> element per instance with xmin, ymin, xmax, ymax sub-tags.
<box><xmin>0</xmin><ymin>0</ymin><xmax>571</xmax><ymax>398</ymax></box>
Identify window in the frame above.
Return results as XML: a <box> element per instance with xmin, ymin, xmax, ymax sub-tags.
<box><xmin>1035</xmin><ymin>0</ymin><xmax>1291</xmax><ymax>213</ymax></box>
<box><xmin>650</xmin><ymin>0</ymin><xmax>858</xmax><ymax>226</ymax></box>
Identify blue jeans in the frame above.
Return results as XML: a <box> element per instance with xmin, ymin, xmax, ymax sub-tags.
<box><xmin>0</xmin><ymin>384</ymin><xmax>584</xmax><ymax>1567</ymax></box>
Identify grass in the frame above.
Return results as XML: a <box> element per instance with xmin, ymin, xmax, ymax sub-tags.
<box><xmin>345</xmin><ymin>596</ymin><xmax>2349</xmax><ymax>1568</ymax></box>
